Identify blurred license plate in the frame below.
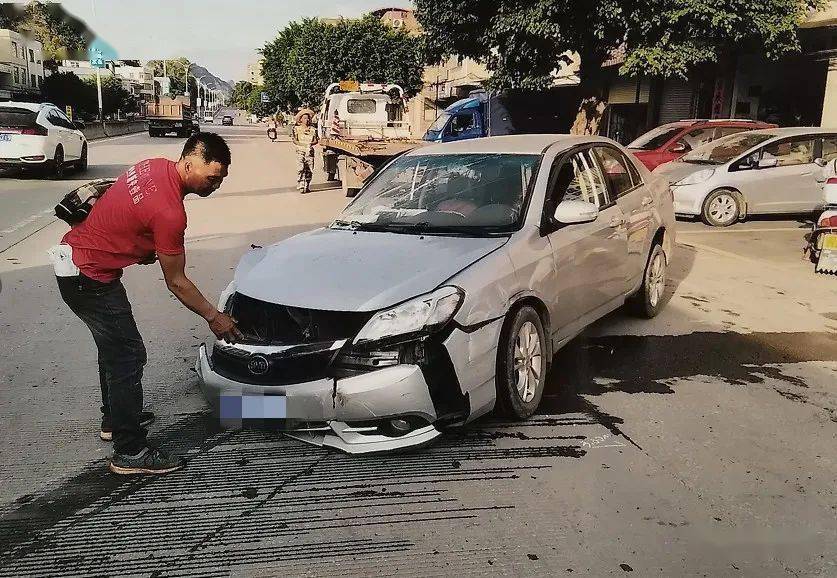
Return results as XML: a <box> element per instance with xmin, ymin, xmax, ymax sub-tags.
<box><xmin>0</xmin><ymin>134</ymin><xmax>11</xmax><ymax>142</ymax></box>
<box><xmin>816</xmin><ymin>234</ymin><xmax>837</xmax><ymax>273</ymax></box>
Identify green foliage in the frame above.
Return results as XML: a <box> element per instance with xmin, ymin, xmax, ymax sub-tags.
<box><xmin>7</xmin><ymin>1</ymin><xmax>90</xmax><ymax>62</ymax></box>
<box><xmin>147</xmin><ymin>58</ymin><xmax>192</xmax><ymax>95</ymax></box>
<box><xmin>415</xmin><ymin>0</ymin><xmax>827</xmax><ymax>88</ymax></box>
<box><xmin>231</xmin><ymin>80</ymin><xmax>254</xmax><ymax>109</ymax></box>
<box><xmin>261</xmin><ymin>15</ymin><xmax>424</xmax><ymax>111</ymax></box>
<box><xmin>40</xmin><ymin>71</ymin><xmax>138</xmax><ymax>119</ymax></box>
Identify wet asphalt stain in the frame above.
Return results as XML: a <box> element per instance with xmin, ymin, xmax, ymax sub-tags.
<box><xmin>546</xmin><ymin>331</ymin><xmax>837</xmax><ymax>395</ymax></box>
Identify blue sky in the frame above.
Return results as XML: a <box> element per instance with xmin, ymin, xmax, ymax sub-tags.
<box><xmin>25</xmin><ymin>1</ymin><xmax>408</xmax><ymax>82</ymax></box>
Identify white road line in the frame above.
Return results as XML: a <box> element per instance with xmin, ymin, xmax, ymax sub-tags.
<box><xmin>678</xmin><ymin>227</ymin><xmax>806</xmax><ymax>234</ymax></box>
<box><xmin>88</xmin><ymin>131</ymin><xmax>147</xmax><ymax>145</ymax></box>
<box><xmin>679</xmin><ymin>240</ymin><xmax>791</xmax><ymax>270</ymax></box>
<box><xmin>0</xmin><ymin>208</ymin><xmax>54</xmax><ymax>236</ymax></box>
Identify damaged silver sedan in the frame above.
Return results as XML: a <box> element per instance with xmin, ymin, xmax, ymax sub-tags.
<box><xmin>196</xmin><ymin>135</ymin><xmax>676</xmax><ymax>453</ymax></box>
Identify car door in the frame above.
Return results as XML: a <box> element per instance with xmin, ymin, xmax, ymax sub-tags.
<box><xmin>541</xmin><ymin>148</ymin><xmax>628</xmax><ymax>337</ymax></box>
<box><xmin>55</xmin><ymin>109</ymin><xmax>82</xmax><ymax>160</ymax></box>
<box><xmin>592</xmin><ymin>145</ymin><xmax>652</xmax><ymax>291</ymax></box>
<box><xmin>734</xmin><ymin>136</ymin><xmax>821</xmax><ymax>213</ymax></box>
<box><xmin>45</xmin><ymin>109</ymin><xmax>72</xmax><ymax>160</ymax></box>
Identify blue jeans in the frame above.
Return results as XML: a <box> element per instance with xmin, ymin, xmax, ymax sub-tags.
<box><xmin>57</xmin><ymin>274</ymin><xmax>148</xmax><ymax>455</ymax></box>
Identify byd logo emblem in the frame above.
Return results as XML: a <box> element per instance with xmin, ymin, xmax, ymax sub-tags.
<box><xmin>247</xmin><ymin>354</ymin><xmax>270</xmax><ymax>375</ymax></box>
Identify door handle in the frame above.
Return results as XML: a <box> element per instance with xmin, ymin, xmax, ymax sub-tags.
<box><xmin>641</xmin><ymin>196</ymin><xmax>653</xmax><ymax>206</ymax></box>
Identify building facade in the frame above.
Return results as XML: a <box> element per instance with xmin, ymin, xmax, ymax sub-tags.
<box><xmin>247</xmin><ymin>59</ymin><xmax>264</xmax><ymax>85</ymax></box>
<box><xmin>0</xmin><ymin>29</ymin><xmax>44</xmax><ymax>101</ymax></box>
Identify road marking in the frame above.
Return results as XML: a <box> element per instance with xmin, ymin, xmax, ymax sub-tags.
<box><xmin>0</xmin><ymin>208</ymin><xmax>54</xmax><ymax>236</ymax></box>
<box><xmin>679</xmin><ymin>240</ymin><xmax>791</xmax><ymax>271</ymax></box>
<box><xmin>679</xmin><ymin>227</ymin><xmax>806</xmax><ymax>234</ymax></box>
<box><xmin>89</xmin><ymin>131</ymin><xmax>146</xmax><ymax>145</ymax></box>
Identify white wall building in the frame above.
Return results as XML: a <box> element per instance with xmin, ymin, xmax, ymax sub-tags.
<box><xmin>0</xmin><ymin>29</ymin><xmax>44</xmax><ymax>100</ymax></box>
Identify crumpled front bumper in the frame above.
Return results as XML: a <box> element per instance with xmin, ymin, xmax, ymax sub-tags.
<box><xmin>195</xmin><ymin>344</ymin><xmax>442</xmax><ymax>454</ymax></box>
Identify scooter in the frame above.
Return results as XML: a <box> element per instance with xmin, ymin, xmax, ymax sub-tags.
<box><xmin>805</xmin><ymin>159</ymin><xmax>837</xmax><ymax>275</ymax></box>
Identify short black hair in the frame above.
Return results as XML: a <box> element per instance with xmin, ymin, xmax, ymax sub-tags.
<box><xmin>181</xmin><ymin>132</ymin><xmax>231</xmax><ymax>166</ymax></box>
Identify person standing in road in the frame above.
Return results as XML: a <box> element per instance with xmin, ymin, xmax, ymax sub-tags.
<box><xmin>292</xmin><ymin>109</ymin><xmax>318</xmax><ymax>193</ymax></box>
<box><xmin>50</xmin><ymin>132</ymin><xmax>242</xmax><ymax>476</ymax></box>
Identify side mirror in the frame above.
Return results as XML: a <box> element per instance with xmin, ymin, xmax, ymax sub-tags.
<box><xmin>814</xmin><ymin>157</ymin><xmax>827</xmax><ymax>168</ymax></box>
<box><xmin>554</xmin><ymin>200</ymin><xmax>599</xmax><ymax>225</ymax></box>
<box><xmin>758</xmin><ymin>158</ymin><xmax>778</xmax><ymax>169</ymax></box>
<box><xmin>73</xmin><ymin>120</ymin><xmax>86</xmax><ymax>130</ymax></box>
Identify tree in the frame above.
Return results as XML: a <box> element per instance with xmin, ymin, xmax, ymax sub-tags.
<box><xmin>415</xmin><ymin>0</ymin><xmax>826</xmax><ymax>133</ymax></box>
<box><xmin>147</xmin><ymin>58</ymin><xmax>195</xmax><ymax>96</ymax></box>
<box><xmin>7</xmin><ymin>1</ymin><xmax>91</xmax><ymax>64</ymax></box>
<box><xmin>261</xmin><ymin>15</ymin><xmax>424</xmax><ymax>111</ymax></box>
<box><xmin>89</xmin><ymin>76</ymin><xmax>139</xmax><ymax>117</ymax></box>
<box><xmin>231</xmin><ymin>80</ymin><xmax>254</xmax><ymax>109</ymax></box>
<box><xmin>41</xmin><ymin>71</ymin><xmax>97</xmax><ymax>118</ymax></box>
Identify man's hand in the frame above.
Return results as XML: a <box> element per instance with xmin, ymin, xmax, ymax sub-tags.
<box><xmin>207</xmin><ymin>311</ymin><xmax>244</xmax><ymax>343</ymax></box>
<box><xmin>138</xmin><ymin>253</ymin><xmax>158</xmax><ymax>265</ymax></box>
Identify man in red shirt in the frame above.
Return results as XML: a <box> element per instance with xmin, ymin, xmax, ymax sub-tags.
<box><xmin>56</xmin><ymin>132</ymin><xmax>241</xmax><ymax>475</ymax></box>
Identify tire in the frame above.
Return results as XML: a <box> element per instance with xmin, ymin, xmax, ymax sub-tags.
<box><xmin>148</xmin><ymin>130</ymin><xmax>158</xmax><ymax>137</ymax></box>
<box><xmin>495</xmin><ymin>306</ymin><xmax>547</xmax><ymax>420</ymax></box>
<box><xmin>49</xmin><ymin>147</ymin><xmax>65</xmax><ymax>180</ymax></box>
<box><xmin>76</xmin><ymin>144</ymin><xmax>88</xmax><ymax>172</ymax></box>
<box><xmin>346</xmin><ymin>187</ymin><xmax>360</xmax><ymax>198</ymax></box>
<box><xmin>701</xmin><ymin>189</ymin><xmax>741</xmax><ymax>227</ymax></box>
<box><xmin>628</xmin><ymin>242</ymin><xmax>667</xmax><ymax>319</ymax></box>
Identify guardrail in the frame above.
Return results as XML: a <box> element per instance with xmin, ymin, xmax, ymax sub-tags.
<box><xmin>82</xmin><ymin>120</ymin><xmax>148</xmax><ymax>141</ymax></box>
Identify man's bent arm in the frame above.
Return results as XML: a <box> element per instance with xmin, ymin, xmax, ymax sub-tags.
<box><xmin>158</xmin><ymin>253</ymin><xmax>216</xmax><ymax>320</ymax></box>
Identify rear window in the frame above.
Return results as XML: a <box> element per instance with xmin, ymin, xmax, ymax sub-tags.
<box><xmin>628</xmin><ymin>125</ymin><xmax>685</xmax><ymax>150</ymax></box>
<box><xmin>0</xmin><ymin>107</ymin><xmax>37</xmax><ymax>128</ymax></box>
<box><xmin>346</xmin><ymin>99</ymin><xmax>377</xmax><ymax>114</ymax></box>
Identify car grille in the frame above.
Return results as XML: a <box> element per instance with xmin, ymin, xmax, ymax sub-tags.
<box><xmin>212</xmin><ymin>293</ymin><xmax>374</xmax><ymax>385</ymax></box>
<box><xmin>228</xmin><ymin>293</ymin><xmax>372</xmax><ymax>345</ymax></box>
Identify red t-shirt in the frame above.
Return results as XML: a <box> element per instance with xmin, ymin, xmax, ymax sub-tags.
<box><xmin>63</xmin><ymin>158</ymin><xmax>187</xmax><ymax>282</ymax></box>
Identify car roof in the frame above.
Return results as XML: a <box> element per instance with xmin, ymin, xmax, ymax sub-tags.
<box><xmin>412</xmin><ymin>134</ymin><xmax>613</xmax><ymax>156</ymax></box>
<box><xmin>0</xmin><ymin>101</ymin><xmax>47</xmax><ymax>112</ymax></box>
<box><xmin>739</xmin><ymin>126</ymin><xmax>837</xmax><ymax>138</ymax></box>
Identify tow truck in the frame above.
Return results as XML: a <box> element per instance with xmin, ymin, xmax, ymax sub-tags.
<box><xmin>317</xmin><ymin>80</ymin><xmax>426</xmax><ymax>196</ymax></box>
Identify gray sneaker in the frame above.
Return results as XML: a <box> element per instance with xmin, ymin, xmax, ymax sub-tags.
<box><xmin>109</xmin><ymin>446</ymin><xmax>184</xmax><ymax>475</ymax></box>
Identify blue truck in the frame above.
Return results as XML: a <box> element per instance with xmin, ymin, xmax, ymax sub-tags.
<box><xmin>422</xmin><ymin>89</ymin><xmax>580</xmax><ymax>143</ymax></box>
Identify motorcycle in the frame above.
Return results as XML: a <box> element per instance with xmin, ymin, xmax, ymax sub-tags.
<box><xmin>805</xmin><ymin>159</ymin><xmax>837</xmax><ymax>275</ymax></box>
<box><xmin>267</xmin><ymin>125</ymin><xmax>278</xmax><ymax>141</ymax></box>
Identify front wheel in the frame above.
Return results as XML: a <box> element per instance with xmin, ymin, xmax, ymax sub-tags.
<box><xmin>495</xmin><ymin>306</ymin><xmax>547</xmax><ymax>420</ymax></box>
<box><xmin>49</xmin><ymin>147</ymin><xmax>65</xmax><ymax>180</ymax></box>
<box><xmin>702</xmin><ymin>189</ymin><xmax>741</xmax><ymax>227</ymax></box>
<box><xmin>627</xmin><ymin>243</ymin><xmax>667</xmax><ymax>318</ymax></box>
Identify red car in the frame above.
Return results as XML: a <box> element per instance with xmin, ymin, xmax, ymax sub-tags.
<box><xmin>627</xmin><ymin>119</ymin><xmax>778</xmax><ymax>170</ymax></box>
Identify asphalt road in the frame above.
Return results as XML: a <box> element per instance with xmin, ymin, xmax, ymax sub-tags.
<box><xmin>0</xmin><ymin>126</ymin><xmax>836</xmax><ymax>576</ymax></box>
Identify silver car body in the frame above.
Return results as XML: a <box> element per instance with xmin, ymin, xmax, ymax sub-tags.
<box><xmin>654</xmin><ymin>127</ymin><xmax>837</xmax><ymax>219</ymax></box>
<box><xmin>196</xmin><ymin>135</ymin><xmax>676</xmax><ymax>453</ymax></box>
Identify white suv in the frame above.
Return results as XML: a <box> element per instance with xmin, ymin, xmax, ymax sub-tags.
<box><xmin>0</xmin><ymin>101</ymin><xmax>88</xmax><ymax>179</ymax></box>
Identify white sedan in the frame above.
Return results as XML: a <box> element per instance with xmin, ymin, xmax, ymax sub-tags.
<box><xmin>0</xmin><ymin>101</ymin><xmax>88</xmax><ymax>179</ymax></box>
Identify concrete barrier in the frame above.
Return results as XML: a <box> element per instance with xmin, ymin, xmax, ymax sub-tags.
<box><xmin>82</xmin><ymin>120</ymin><xmax>148</xmax><ymax>141</ymax></box>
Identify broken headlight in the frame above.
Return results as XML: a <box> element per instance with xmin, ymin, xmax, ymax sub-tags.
<box><xmin>354</xmin><ymin>286</ymin><xmax>463</xmax><ymax>346</ymax></box>
<box><xmin>218</xmin><ymin>281</ymin><xmax>236</xmax><ymax>312</ymax></box>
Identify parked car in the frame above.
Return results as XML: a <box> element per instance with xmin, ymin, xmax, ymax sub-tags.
<box><xmin>203</xmin><ymin>112</ymin><xmax>214</xmax><ymax>123</ymax></box>
<box><xmin>196</xmin><ymin>135</ymin><xmax>675</xmax><ymax>454</ymax></box>
<box><xmin>653</xmin><ymin>127</ymin><xmax>837</xmax><ymax>226</ymax></box>
<box><xmin>627</xmin><ymin>119</ymin><xmax>777</xmax><ymax>171</ymax></box>
<box><xmin>0</xmin><ymin>101</ymin><xmax>88</xmax><ymax>178</ymax></box>
<box><xmin>222</xmin><ymin>115</ymin><xmax>234</xmax><ymax>126</ymax></box>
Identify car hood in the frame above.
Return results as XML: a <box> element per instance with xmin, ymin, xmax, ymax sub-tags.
<box><xmin>233</xmin><ymin>227</ymin><xmax>508</xmax><ymax>312</ymax></box>
<box><xmin>653</xmin><ymin>161</ymin><xmax>716</xmax><ymax>184</ymax></box>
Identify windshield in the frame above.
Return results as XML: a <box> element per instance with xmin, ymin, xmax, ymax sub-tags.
<box><xmin>334</xmin><ymin>153</ymin><xmax>540</xmax><ymax>236</ymax></box>
<box><xmin>0</xmin><ymin>107</ymin><xmax>37</xmax><ymax>128</ymax></box>
<box><xmin>682</xmin><ymin>132</ymin><xmax>775</xmax><ymax>165</ymax></box>
<box><xmin>628</xmin><ymin>125</ymin><xmax>685</xmax><ymax>150</ymax></box>
<box><xmin>427</xmin><ymin>112</ymin><xmax>451</xmax><ymax>133</ymax></box>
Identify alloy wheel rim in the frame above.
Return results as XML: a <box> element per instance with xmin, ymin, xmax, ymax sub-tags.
<box><xmin>514</xmin><ymin>321</ymin><xmax>542</xmax><ymax>403</ymax></box>
<box><xmin>647</xmin><ymin>251</ymin><xmax>666</xmax><ymax>308</ymax></box>
<box><xmin>708</xmin><ymin>194</ymin><xmax>736</xmax><ymax>224</ymax></box>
